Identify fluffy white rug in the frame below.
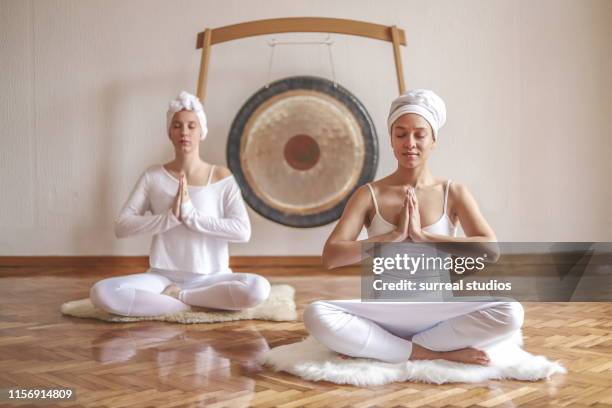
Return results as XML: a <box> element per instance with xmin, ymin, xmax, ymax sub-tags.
<box><xmin>261</xmin><ymin>333</ymin><xmax>566</xmax><ymax>386</ymax></box>
<box><xmin>61</xmin><ymin>284</ymin><xmax>296</xmax><ymax>323</ymax></box>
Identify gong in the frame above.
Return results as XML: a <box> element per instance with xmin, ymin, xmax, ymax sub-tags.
<box><xmin>227</xmin><ymin>76</ymin><xmax>378</xmax><ymax>227</ymax></box>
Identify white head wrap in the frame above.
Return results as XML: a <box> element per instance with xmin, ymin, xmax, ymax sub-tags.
<box><xmin>166</xmin><ymin>91</ymin><xmax>208</xmax><ymax>140</ymax></box>
<box><xmin>387</xmin><ymin>89</ymin><xmax>446</xmax><ymax>140</ymax></box>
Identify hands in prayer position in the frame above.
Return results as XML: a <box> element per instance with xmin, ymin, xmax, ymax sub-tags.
<box><xmin>172</xmin><ymin>173</ymin><xmax>190</xmax><ymax>220</ymax></box>
<box><xmin>394</xmin><ymin>187</ymin><xmax>426</xmax><ymax>243</ymax></box>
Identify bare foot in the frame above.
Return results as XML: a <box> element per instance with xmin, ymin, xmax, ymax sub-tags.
<box><xmin>410</xmin><ymin>343</ymin><xmax>490</xmax><ymax>366</ymax></box>
<box><xmin>161</xmin><ymin>284</ymin><xmax>181</xmax><ymax>299</ymax></box>
<box><xmin>337</xmin><ymin>353</ymin><xmax>354</xmax><ymax>360</ymax></box>
<box><xmin>440</xmin><ymin>347</ymin><xmax>490</xmax><ymax>365</ymax></box>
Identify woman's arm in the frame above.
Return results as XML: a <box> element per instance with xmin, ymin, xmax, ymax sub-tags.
<box><xmin>180</xmin><ymin>170</ymin><xmax>251</xmax><ymax>242</ymax></box>
<box><xmin>411</xmin><ymin>183</ymin><xmax>499</xmax><ymax>260</ymax></box>
<box><xmin>114</xmin><ymin>171</ymin><xmax>181</xmax><ymax>238</ymax></box>
<box><xmin>322</xmin><ymin>185</ymin><xmax>408</xmax><ymax>269</ymax></box>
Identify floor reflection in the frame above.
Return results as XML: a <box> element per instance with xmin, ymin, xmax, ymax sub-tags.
<box><xmin>91</xmin><ymin>322</ymin><xmax>269</xmax><ymax>405</ymax></box>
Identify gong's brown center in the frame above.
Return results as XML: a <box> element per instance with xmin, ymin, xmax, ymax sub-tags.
<box><xmin>283</xmin><ymin>134</ymin><xmax>320</xmax><ymax>171</ymax></box>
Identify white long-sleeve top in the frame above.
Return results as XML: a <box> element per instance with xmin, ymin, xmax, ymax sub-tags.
<box><xmin>114</xmin><ymin>165</ymin><xmax>251</xmax><ymax>275</ymax></box>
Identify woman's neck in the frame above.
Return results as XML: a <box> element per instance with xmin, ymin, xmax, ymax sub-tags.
<box><xmin>169</xmin><ymin>152</ymin><xmax>204</xmax><ymax>176</ymax></box>
<box><xmin>392</xmin><ymin>165</ymin><xmax>434</xmax><ymax>188</ymax></box>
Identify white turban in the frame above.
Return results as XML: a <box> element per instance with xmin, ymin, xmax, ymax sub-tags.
<box><xmin>166</xmin><ymin>91</ymin><xmax>208</xmax><ymax>140</ymax></box>
<box><xmin>387</xmin><ymin>89</ymin><xmax>446</xmax><ymax>140</ymax></box>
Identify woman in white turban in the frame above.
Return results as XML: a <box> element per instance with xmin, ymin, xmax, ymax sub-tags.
<box><xmin>303</xmin><ymin>89</ymin><xmax>525</xmax><ymax>365</ymax></box>
<box><xmin>89</xmin><ymin>92</ymin><xmax>271</xmax><ymax>317</ymax></box>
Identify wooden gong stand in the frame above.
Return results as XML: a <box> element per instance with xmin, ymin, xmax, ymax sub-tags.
<box><xmin>194</xmin><ymin>17</ymin><xmax>407</xmax><ymax>102</ymax></box>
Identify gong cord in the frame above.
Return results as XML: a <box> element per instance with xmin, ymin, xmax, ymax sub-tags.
<box><xmin>265</xmin><ymin>35</ymin><xmax>337</xmax><ymax>88</ymax></box>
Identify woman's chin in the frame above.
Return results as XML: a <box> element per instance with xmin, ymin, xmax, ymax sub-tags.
<box><xmin>176</xmin><ymin>145</ymin><xmax>194</xmax><ymax>154</ymax></box>
<box><xmin>398</xmin><ymin>160</ymin><xmax>421</xmax><ymax>169</ymax></box>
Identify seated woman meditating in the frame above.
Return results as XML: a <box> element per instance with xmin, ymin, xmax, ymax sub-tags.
<box><xmin>303</xmin><ymin>89</ymin><xmax>524</xmax><ymax>365</ymax></box>
<box><xmin>90</xmin><ymin>92</ymin><xmax>271</xmax><ymax>317</ymax></box>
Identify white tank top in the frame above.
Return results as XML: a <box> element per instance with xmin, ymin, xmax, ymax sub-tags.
<box><xmin>366</xmin><ymin>180</ymin><xmax>457</xmax><ymax>238</ymax></box>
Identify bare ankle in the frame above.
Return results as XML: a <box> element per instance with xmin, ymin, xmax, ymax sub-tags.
<box><xmin>162</xmin><ymin>284</ymin><xmax>181</xmax><ymax>299</ymax></box>
<box><xmin>409</xmin><ymin>343</ymin><xmax>441</xmax><ymax>361</ymax></box>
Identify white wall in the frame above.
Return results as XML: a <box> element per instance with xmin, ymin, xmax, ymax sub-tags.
<box><xmin>1</xmin><ymin>0</ymin><xmax>611</xmax><ymax>256</ymax></box>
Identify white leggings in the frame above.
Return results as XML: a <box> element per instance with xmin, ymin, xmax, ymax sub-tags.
<box><xmin>303</xmin><ymin>300</ymin><xmax>524</xmax><ymax>363</ymax></box>
<box><xmin>90</xmin><ymin>269</ymin><xmax>271</xmax><ymax>317</ymax></box>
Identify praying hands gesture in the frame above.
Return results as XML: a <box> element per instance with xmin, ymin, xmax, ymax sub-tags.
<box><xmin>407</xmin><ymin>187</ymin><xmax>426</xmax><ymax>242</ymax></box>
<box><xmin>172</xmin><ymin>173</ymin><xmax>190</xmax><ymax>220</ymax></box>
<box><xmin>394</xmin><ymin>187</ymin><xmax>427</xmax><ymax>243</ymax></box>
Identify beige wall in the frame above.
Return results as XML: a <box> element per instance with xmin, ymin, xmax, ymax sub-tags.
<box><xmin>1</xmin><ymin>0</ymin><xmax>611</xmax><ymax>256</ymax></box>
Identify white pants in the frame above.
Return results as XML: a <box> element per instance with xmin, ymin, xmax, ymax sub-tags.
<box><xmin>303</xmin><ymin>300</ymin><xmax>524</xmax><ymax>363</ymax></box>
<box><xmin>90</xmin><ymin>268</ymin><xmax>271</xmax><ymax>317</ymax></box>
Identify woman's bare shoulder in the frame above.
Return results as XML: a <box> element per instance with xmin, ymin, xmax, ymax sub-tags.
<box><xmin>448</xmin><ymin>180</ymin><xmax>470</xmax><ymax>198</ymax></box>
<box><xmin>336</xmin><ymin>184</ymin><xmax>374</xmax><ymax>229</ymax></box>
<box><xmin>447</xmin><ymin>180</ymin><xmax>476</xmax><ymax>215</ymax></box>
<box><xmin>336</xmin><ymin>184</ymin><xmax>373</xmax><ymax>219</ymax></box>
<box><xmin>343</xmin><ymin>183</ymin><xmax>371</xmax><ymax>206</ymax></box>
<box><xmin>211</xmin><ymin>165</ymin><xmax>232</xmax><ymax>183</ymax></box>
<box><xmin>369</xmin><ymin>175</ymin><xmax>396</xmax><ymax>193</ymax></box>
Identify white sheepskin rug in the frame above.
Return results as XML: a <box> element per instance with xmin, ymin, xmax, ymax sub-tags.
<box><xmin>261</xmin><ymin>333</ymin><xmax>566</xmax><ymax>386</ymax></box>
<box><xmin>61</xmin><ymin>284</ymin><xmax>296</xmax><ymax>323</ymax></box>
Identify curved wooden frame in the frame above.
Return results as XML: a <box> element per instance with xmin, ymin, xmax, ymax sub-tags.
<box><xmin>195</xmin><ymin>17</ymin><xmax>407</xmax><ymax>102</ymax></box>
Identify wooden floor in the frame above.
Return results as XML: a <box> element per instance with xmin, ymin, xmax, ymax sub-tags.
<box><xmin>0</xmin><ymin>267</ymin><xmax>611</xmax><ymax>408</ymax></box>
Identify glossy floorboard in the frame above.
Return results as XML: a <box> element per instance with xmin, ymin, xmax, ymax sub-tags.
<box><xmin>0</xmin><ymin>267</ymin><xmax>610</xmax><ymax>407</ymax></box>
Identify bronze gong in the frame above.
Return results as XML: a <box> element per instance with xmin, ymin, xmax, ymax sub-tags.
<box><xmin>227</xmin><ymin>76</ymin><xmax>378</xmax><ymax>227</ymax></box>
